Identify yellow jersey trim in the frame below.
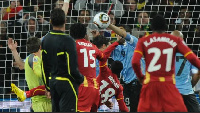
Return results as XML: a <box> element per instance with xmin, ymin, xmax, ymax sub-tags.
<box><xmin>83</xmin><ymin>76</ymin><xmax>88</xmax><ymax>87</ymax></box>
<box><xmin>135</xmin><ymin>50</ymin><xmax>143</xmax><ymax>56</ymax></box>
<box><xmin>144</xmin><ymin>72</ymin><xmax>150</xmax><ymax>84</ymax></box>
<box><xmin>33</xmin><ymin>89</ymin><xmax>45</xmax><ymax>96</ymax></box>
<box><xmin>99</xmin><ymin>62</ymin><xmax>107</xmax><ymax>67</ymax></box>
<box><xmin>159</xmin><ymin>77</ymin><xmax>165</xmax><ymax>82</ymax></box>
<box><xmin>65</xmin><ymin>52</ymin><xmax>75</xmax><ymax>80</ymax></box>
<box><xmin>50</xmin><ymin>32</ymin><xmax>66</xmax><ymax>35</ymax></box>
<box><xmin>184</xmin><ymin>51</ymin><xmax>193</xmax><ymax>57</ymax></box>
<box><xmin>172</xmin><ymin>74</ymin><xmax>176</xmax><ymax>84</ymax></box>
<box><xmin>41</xmin><ymin>52</ymin><xmax>50</xmax><ymax>91</ymax></box>
<box><xmin>116</xmin><ymin>98</ymin><xmax>124</xmax><ymax>100</ymax></box>
<box><xmin>42</xmin><ymin>50</ymin><xmax>47</xmax><ymax>54</ymax></box>
<box><xmin>55</xmin><ymin>77</ymin><xmax>78</xmax><ymax>111</ymax></box>
<box><xmin>57</xmin><ymin>52</ymin><xmax>64</xmax><ymax>56</ymax></box>
<box><xmin>93</xmin><ymin>78</ymin><xmax>98</xmax><ymax>89</ymax></box>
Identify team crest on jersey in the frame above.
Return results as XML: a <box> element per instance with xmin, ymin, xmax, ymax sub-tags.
<box><xmin>33</xmin><ymin>57</ymin><xmax>38</xmax><ymax>62</ymax></box>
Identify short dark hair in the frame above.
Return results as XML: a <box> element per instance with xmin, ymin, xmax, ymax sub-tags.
<box><xmin>151</xmin><ymin>14</ymin><xmax>167</xmax><ymax>32</ymax></box>
<box><xmin>50</xmin><ymin>8</ymin><xmax>65</xmax><ymax>27</ymax></box>
<box><xmin>27</xmin><ymin>37</ymin><xmax>41</xmax><ymax>53</ymax></box>
<box><xmin>92</xmin><ymin>35</ymin><xmax>110</xmax><ymax>49</ymax></box>
<box><xmin>111</xmin><ymin>60</ymin><xmax>123</xmax><ymax>77</ymax></box>
<box><xmin>70</xmin><ymin>23</ymin><xmax>86</xmax><ymax>39</ymax></box>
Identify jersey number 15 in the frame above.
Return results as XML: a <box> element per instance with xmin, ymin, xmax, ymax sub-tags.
<box><xmin>80</xmin><ymin>48</ymin><xmax>96</xmax><ymax>68</ymax></box>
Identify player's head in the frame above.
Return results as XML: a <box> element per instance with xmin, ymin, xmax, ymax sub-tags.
<box><xmin>26</xmin><ymin>37</ymin><xmax>41</xmax><ymax>53</ymax></box>
<box><xmin>151</xmin><ymin>14</ymin><xmax>167</xmax><ymax>33</ymax></box>
<box><xmin>92</xmin><ymin>35</ymin><xmax>110</xmax><ymax>51</ymax></box>
<box><xmin>111</xmin><ymin>60</ymin><xmax>123</xmax><ymax>78</ymax></box>
<box><xmin>50</xmin><ymin>8</ymin><xmax>65</xmax><ymax>27</ymax></box>
<box><xmin>70</xmin><ymin>23</ymin><xmax>87</xmax><ymax>39</ymax></box>
<box><xmin>78</xmin><ymin>9</ymin><xmax>91</xmax><ymax>27</ymax></box>
<box><xmin>171</xmin><ymin>30</ymin><xmax>183</xmax><ymax>39</ymax></box>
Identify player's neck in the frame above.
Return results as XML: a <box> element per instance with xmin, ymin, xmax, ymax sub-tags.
<box><xmin>33</xmin><ymin>50</ymin><xmax>41</xmax><ymax>58</ymax></box>
<box><xmin>154</xmin><ymin>31</ymin><xmax>165</xmax><ymax>34</ymax></box>
<box><xmin>53</xmin><ymin>26</ymin><xmax>65</xmax><ymax>32</ymax></box>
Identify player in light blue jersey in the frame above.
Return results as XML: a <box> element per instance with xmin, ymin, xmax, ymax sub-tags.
<box><xmin>172</xmin><ymin>30</ymin><xmax>200</xmax><ymax>112</ymax></box>
<box><xmin>107</xmin><ymin>24</ymin><xmax>145</xmax><ymax>112</ymax></box>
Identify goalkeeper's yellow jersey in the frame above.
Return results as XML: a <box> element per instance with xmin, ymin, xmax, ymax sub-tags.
<box><xmin>24</xmin><ymin>54</ymin><xmax>51</xmax><ymax>103</ymax></box>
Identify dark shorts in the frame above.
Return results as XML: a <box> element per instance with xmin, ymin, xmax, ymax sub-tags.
<box><xmin>123</xmin><ymin>79</ymin><xmax>142</xmax><ymax>112</ymax></box>
<box><xmin>50</xmin><ymin>78</ymin><xmax>78</xmax><ymax>112</ymax></box>
<box><xmin>182</xmin><ymin>94</ymin><xmax>200</xmax><ymax>112</ymax></box>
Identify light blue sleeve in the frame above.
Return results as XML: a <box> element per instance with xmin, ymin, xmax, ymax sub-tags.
<box><xmin>191</xmin><ymin>65</ymin><xmax>198</xmax><ymax>74</ymax></box>
<box><xmin>124</xmin><ymin>33</ymin><xmax>138</xmax><ymax>47</ymax></box>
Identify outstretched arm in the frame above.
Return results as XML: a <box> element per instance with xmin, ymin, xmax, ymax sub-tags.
<box><xmin>108</xmin><ymin>24</ymin><xmax>127</xmax><ymax>38</ymax></box>
<box><xmin>8</xmin><ymin>38</ymin><xmax>24</xmax><ymax>70</ymax></box>
<box><xmin>62</xmin><ymin>0</ymin><xmax>70</xmax><ymax>15</ymax></box>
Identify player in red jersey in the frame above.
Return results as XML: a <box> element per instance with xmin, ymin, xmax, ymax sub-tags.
<box><xmin>69</xmin><ymin>23</ymin><xmax>107</xmax><ymax>112</ymax></box>
<box><xmin>93</xmin><ymin>35</ymin><xmax>129</xmax><ymax>112</ymax></box>
<box><xmin>11</xmin><ymin>34</ymin><xmax>129</xmax><ymax>112</ymax></box>
<box><xmin>132</xmin><ymin>14</ymin><xmax>200</xmax><ymax>112</ymax></box>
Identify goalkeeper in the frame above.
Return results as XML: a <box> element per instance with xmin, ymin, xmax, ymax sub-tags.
<box><xmin>8</xmin><ymin>37</ymin><xmax>52</xmax><ymax>112</ymax></box>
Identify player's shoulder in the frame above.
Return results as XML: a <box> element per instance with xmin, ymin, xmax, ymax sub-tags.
<box><xmin>33</xmin><ymin>55</ymin><xmax>41</xmax><ymax>62</ymax></box>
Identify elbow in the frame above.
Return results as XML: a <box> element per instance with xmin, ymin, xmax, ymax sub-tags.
<box><xmin>132</xmin><ymin>62</ymin><xmax>139</xmax><ymax>70</ymax></box>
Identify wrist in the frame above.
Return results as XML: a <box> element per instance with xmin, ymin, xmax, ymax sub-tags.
<box><xmin>11</xmin><ymin>49</ymin><xmax>17</xmax><ymax>52</ymax></box>
<box><xmin>64</xmin><ymin>0</ymin><xmax>70</xmax><ymax>3</ymax></box>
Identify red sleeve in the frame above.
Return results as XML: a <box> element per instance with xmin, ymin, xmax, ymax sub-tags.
<box><xmin>99</xmin><ymin>42</ymin><xmax>119</xmax><ymax>69</ymax></box>
<box><xmin>132</xmin><ymin>39</ymin><xmax>144</xmax><ymax>80</ymax></box>
<box><xmin>177</xmin><ymin>38</ymin><xmax>200</xmax><ymax>69</ymax></box>
<box><xmin>116</xmin><ymin>90</ymin><xmax>129</xmax><ymax>112</ymax></box>
<box><xmin>95</xmin><ymin>45</ymin><xmax>105</xmax><ymax>61</ymax></box>
<box><xmin>103</xmin><ymin>42</ymin><xmax>119</xmax><ymax>59</ymax></box>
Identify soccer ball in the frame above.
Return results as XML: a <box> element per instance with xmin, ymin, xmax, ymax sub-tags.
<box><xmin>93</xmin><ymin>12</ymin><xmax>110</xmax><ymax>29</ymax></box>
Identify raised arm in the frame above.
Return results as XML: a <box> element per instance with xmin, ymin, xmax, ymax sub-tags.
<box><xmin>111</xmin><ymin>0</ymin><xmax>124</xmax><ymax>17</ymax></box>
<box><xmin>74</xmin><ymin>0</ymin><xmax>87</xmax><ymax>10</ymax></box>
<box><xmin>62</xmin><ymin>0</ymin><xmax>70</xmax><ymax>15</ymax></box>
<box><xmin>8</xmin><ymin>38</ymin><xmax>24</xmax><ymax>70</ymax></box>
<box><xmin>108</xmin><ymin>24</ymin><xmax>127</xmax><ymax>38</ymax></box>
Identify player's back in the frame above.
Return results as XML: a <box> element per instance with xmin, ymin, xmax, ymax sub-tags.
<box><xmin>97</xmin><ymin>66</ymin><xmax>123</xmax><ymax>105</ymax></box>
<box><xmin>76</xmin><ymin>39</ymin><xmax>103</xmax><ymax>84</ymax></box>
<box><xmin>42</xmin><ymin>31</ymin><xmax>74</xmax><ymax>78</ymax></box>
<box><xmin>140</xmin><ymin>32</ymin><xmax>182</xmax><ymax>79</ymax></box>
<box><xmin>24</xmin><ymin>54</ymin><xmax>50</xmax><ymax>102</ymax></box>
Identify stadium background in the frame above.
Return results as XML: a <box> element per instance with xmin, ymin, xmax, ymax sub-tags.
<box><xmin>0</xmin><ymin>0</ymin><xmax>200</xmax><ymax>112</ymax></box>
